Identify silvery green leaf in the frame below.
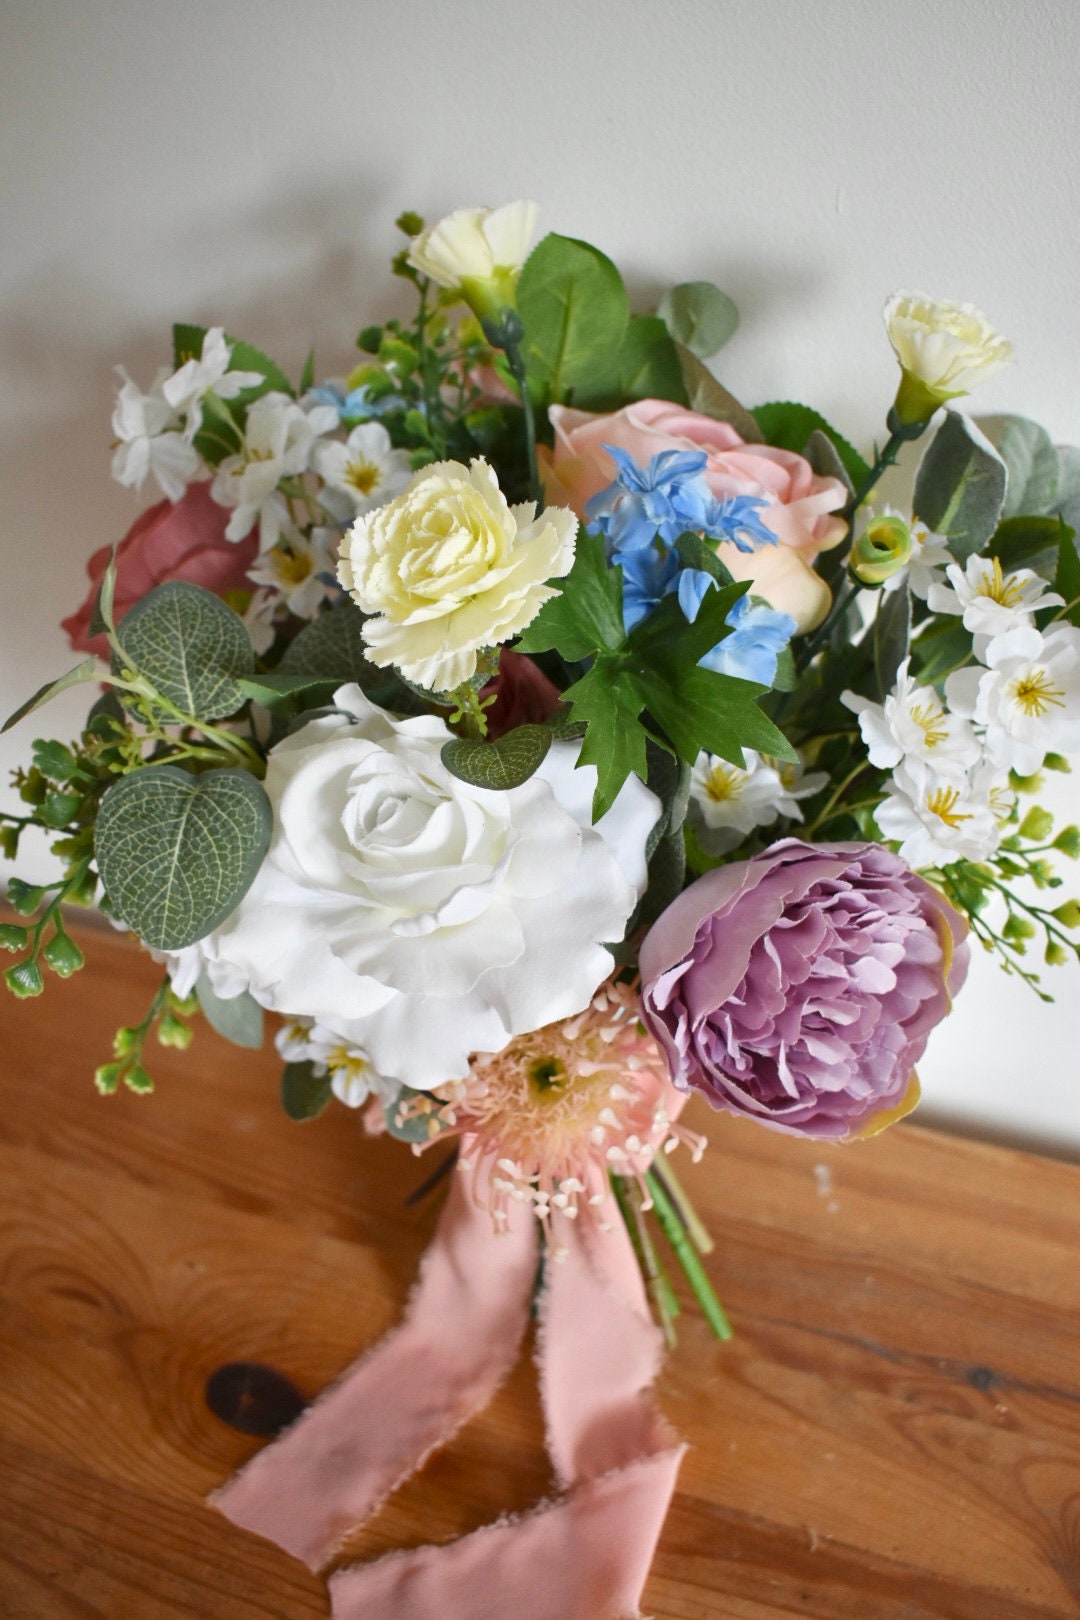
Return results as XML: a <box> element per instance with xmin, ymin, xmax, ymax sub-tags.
<box><xmin>115</xmin><ymin>580</ymin><xmax>254</xmax><ymax>721</ymax></box>
<box><xmin>658</xmin><ymin>281</ymin><xmax>739</xmax><ymax>358</ymax></box>
<box><xmin>196</xmin><ymin>974</ymin><xmax>265</xmax><ymax>1049</ymax></box>
<box><xmin>675</xmin><ymin>345</ymin><xmax>763</xmax><ymax>442</ymax></box>
<box><xmin>2</xmin><ymin>658</ymin><xmax>107</xmax><ymax>734</ymax></box>
<box><xmin>281</xmin><ymin>1061</ymin><xmax>332</xmax><ymax>1121</ymax></box>
<box><xmin>441</xmin><ymin>725</ymin><xmax>552</xmax><ymax>791</ymax></box>
<box><xmin>913</xmin><ymin>411</ymin><xmax>1007</xmax><ymax>562</ymax></box>
<box><xmin>978</xmin><ymin>414</ymin><xmax>1059</xmax><ymax>517</ymax></box>
<box><xmin>95</xmin><ymin>765</ymin><xmax>272</xmax><ymax>951</ymax></box>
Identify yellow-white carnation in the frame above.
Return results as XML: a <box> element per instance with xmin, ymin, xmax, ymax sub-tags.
<box><xmin>337</xmin><ymin>457</ymin><xmax>577</xmax><ymax>692</ymax></box>
<box><xmin>407</xmin><ymin>202</ymin><xmax>538</xmax><ymax>292</ymax></box>
<box><xmin>884</xmin><ymin>292</ymin><xmax>1012</xmax><ymax>423</ymax></box>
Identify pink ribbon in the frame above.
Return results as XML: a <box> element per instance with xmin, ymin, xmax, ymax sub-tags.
<box><xmin>213</xmin><ymin>1146</ymin><xmax>685</xmax><ymax>1619</ymax></box>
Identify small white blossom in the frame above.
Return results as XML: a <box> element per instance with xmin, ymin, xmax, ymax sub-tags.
<box><xmin>242</xmin><ymin>586</ymin><xmax>282</xmax><ymax>655</ymax></box>
<box><xmin>688</xmin><ymin>750</ymin><xmax>827</xmax><ymax>854</ymax></box>
<box><xmin>247</xmin><ymin>525</ymin><xmax>338</xmax><ymax>618</ymax></box>
<box><xmin>946</xmin><ymin>624</ymin><xmax>1080</xmax><ymax>775</ymax></box>
<box><xmin>111</xmin><ymin>370</ymin><xmax>200</xmax><ymax>501</ymax></box>
<box><xmin>210</xmin><ymin>392</ymin><xmax>320</xmax><ymax>548</ymax></box>
<box><xmin>883</xmin><ymin>518</ymin><xmax>952</xmax><ymax>600</ymax></box>
<box><xmin>275</xmin><ymin>1017</ymin><xmax>400</xmax><ymax>1110</ymax></box>
<box><xmin>843</xmin><ymin>659</ymin><xmax>980</xmax><ymax>780</ymax></box>
<box><xmin>874</xmin><ymin>760</ymin><xmax>1001</xmax><ymax>868</ymax></box>
<box><xmin>313</xmin><ymin>421</ymin><xmax>412</xmax><ymax>524</ymax></box>
<box><xmin>926</xmin><ymin>554</ymin><xmax>1063</xmax><ymax>640</ymax></box>
<box><xmin>162</xmin><ymin>327</ymin><xmax>264</xmax><ymax>439</ymax></box>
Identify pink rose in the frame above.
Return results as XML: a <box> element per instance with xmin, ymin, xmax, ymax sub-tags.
<box><xmin>541</xmin><ymin>399</ymin><xmax>849</xmax><ymax>631</ymax></box>
<box><xmin>62</xmin><ymin>483</ymin><xmax>259</xmax><ymax>658</ymax></box>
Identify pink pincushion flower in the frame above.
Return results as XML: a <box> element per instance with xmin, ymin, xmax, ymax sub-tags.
<box><xmin>540</xmin><ymin>399</ymin><xmax>848</xmax><ymax>630</ymax></box>
<box><xmin>62</xmin><ymin>482</ymin><xmax>257</xmax><ymax>658</ymax></box>
<box><xmin>394</xmin><ymin>978</ymin><xmax>703</xmax><ymax>1254</ymax></box>
<box><xmin>640</xmin><ymin>839</ymin><xmax>969</xmax><ymax>1141</ymax></box>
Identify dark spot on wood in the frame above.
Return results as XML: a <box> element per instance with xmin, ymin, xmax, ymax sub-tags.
<box><xmin>965</xmin><ymin>1364</ymin><xmax>998</xmax><ymax>1390</ymax></box>
<box><xmin>205</xmin><ymin>1361</ymin><xmax>306</xmax><ymax>1437</ymax></box>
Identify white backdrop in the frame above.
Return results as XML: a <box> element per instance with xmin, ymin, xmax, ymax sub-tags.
<box><xmin>2</xmin><ymin>0</ymin><xmax>1078</xmax><ymax>1152</ymax></box>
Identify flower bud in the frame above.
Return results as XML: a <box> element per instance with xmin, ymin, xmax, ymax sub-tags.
<box><xmin>850</xmin><ymin>514</ymin><xmax>913</xmax><ymax>586</ymax></box>
<box><xmin>407</xmin><ymin>203</ymin><xmax>538</xmax><ymax>344</ymax></box>
<box><xmin>42</xmin><ymin>929</ymin><xmax>85</xmax><ymax>978</ymax></box>
<box><xmin>5</xmin><ymin>959</ymin><xmax>44</xmax><ymax>998</ymax></box>
<box><xmin>1052</xmin><ymin>899</ymin><xmax>1080</xmax><ymax>929</ymax></box>
<box><xmin>884</xmin><ymin>292</ymin><xmax>1012</xmax><ymax>428</ymax></box>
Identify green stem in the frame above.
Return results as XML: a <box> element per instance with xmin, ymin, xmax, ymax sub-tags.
<box><xmin>796</xmin><ymin>577</ymin><xmax>862</xmax><ymax>674</ymax></box>
<box><xmin>650</xmin><ymin>1156</ymin><xmax>714</xmax><ymax>1255</ymax></box>
<box><xmin>645</xmin><ymin>1168</ymin><xmax>732</xmax><ymax>1341</ymax></box>
<box><xmin>611</xmin><ymin>1175</ymin><xmax>680</xmax><ymax>1347</ymax></box>
<box><xmin>802</xmin><ymin>759</ymin><xmax>873</xmax><ymax>837</ymax></box>
<box><xmin>844</xmin><ymin>429</ymin><xmax>907</xmax><ymax>520</ymax></box>
<box><xmin>503</xmin><ymin>341</ymin><xmax>541</xmax><ymax>506</ymax></box>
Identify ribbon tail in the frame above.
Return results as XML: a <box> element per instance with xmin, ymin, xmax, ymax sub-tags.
<box><xmin>211</xmin><ymin>1160</ymin><xmax>537</xmax><ymax>1570</ymax></box>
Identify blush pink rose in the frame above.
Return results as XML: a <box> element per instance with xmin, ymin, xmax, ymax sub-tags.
<box><xmin>62</xmin><ymin>482</ymin><xmax>259</xmax><ymax>658</ymax></box>
<box><xmin>541</xmin><ymin>399</ymin><xmax>849</xmax><ymax>631</ymax></box>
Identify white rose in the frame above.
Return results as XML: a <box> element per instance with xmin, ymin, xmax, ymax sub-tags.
<box><xmin>194</xmin><ymin>684</ymin><xmax>658</xmax><ymax>1087</ymax></box>
<box><xmin>407</xmin><ymin>202</ymin><xmax>538</xmax><ymax>293</ymax></box>
<box><xmin>338</xmin><ymin>457</ymin><xmax>577</xmax><ymax>692</ymax></box>
<box><xmin>884</xmin><ymin>292</ymin><xmax>1012</xmax><ymax>425</ymax></box>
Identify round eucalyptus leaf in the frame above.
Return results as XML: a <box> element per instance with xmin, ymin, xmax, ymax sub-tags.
<box><xmin>658</xmin><ymin>281</ymin><xmax>739</xmax><ymax>358</ymax></box>
<box><xmin>95</xmin><ymin>765</ymin><xmax>272</xmax><ymax>950</ymax></box>
<box><xmin>441</xmin><ymin>724</ymin><xmax>552</xmax><ymax>791</ymax></box>
<box><xmin>281</xmin><ymin>1061</ymin><xmax>332</xmax><ymax>1121</ymax></box>
<box><xmin>115</xmin><ymin>580</ymin><xmax>254</xmax><ymax>721</ymax></box>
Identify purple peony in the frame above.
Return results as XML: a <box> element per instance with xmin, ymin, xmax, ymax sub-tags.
<box><xmin>639</xmin><ymin>839</ymin><xmax>969</xmax><ymax>1140</ymax></box>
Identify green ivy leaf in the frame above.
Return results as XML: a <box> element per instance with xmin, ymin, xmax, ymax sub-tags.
<box><xmin>2</xmin><ymin>658</ymin><xmax>106</xmax><ymax>734</ymax></box>
<box><xmin>31</xmin><ymin>739</ymin><xmax>79</xmax><ymax>781</ymax></box>
<box><xmin>94</xmin><ymin>765</ymin><xmax>272</xmax><ymax>951</ymax></box>
<box><xmin>196</xmin><ymin>973</ymin><xmax>265</xmax><ymax>1049</ymax></box>
<box><xmin>516</xmin><ymin>234</ymin><xmax>630</xmax><ymax>409</ymax></box>
<box><xmin>675</xmin><ymin>345</ymin><xmax>762</xmax><ymax>442</ymax></box>
<box><xmin>515</xmin><ymin>530</ymin><xmax>626</xmax><ymax>660</ymax></box>
<box><xmin>559</xmin><ymin>660</ymin><xmax>649</xmax><ymax>820</ymax></box>
<box><xmin>114</xmin><ymin>580</ymin><xmax>254</xmax><ymax>721</ymax></box>
<box><xmin>913</xmin><ymin>410</ymin><xmax>1007</xmax><ymax>563</ymax></box>
<box><xmin>658</xmin><ymin>281</ymin><xmax>739</xmax><ymax>358</ymax></box>
<box><xmin>636</xmin><ymin>662</ymin><xmax>796</xmax><ymax>769</ymax></box>
<box><xmin>752</xmin><ymin>401</ymin><xmax>870</xmax><ymax>489</ymax></box>
<box><xmin>441</xmin><ymin>724</ymin><xmax>552</xmax><ymax>791</ymax></box>
<box><xmin>281</xmin><ymin>1060</ymin><xmax>333</xmax><ymax>1121</ymax></box>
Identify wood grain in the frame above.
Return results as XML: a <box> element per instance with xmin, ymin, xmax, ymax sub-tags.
<box><xmin>1</xmin><ymin>914</ymin><xmax>1078</xmax><ymax>1618</ymax></box>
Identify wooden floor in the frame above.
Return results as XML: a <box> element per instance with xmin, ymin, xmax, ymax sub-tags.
<box><xmin>1</xmin><ymin>916</ymin><xmax>1079</xmax><ymax>1620</ymax></box>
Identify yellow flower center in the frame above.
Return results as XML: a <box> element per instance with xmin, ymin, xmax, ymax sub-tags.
<box><xmin>1009</xmin><ymin>668</ymin><xmax>1064</xmax><ymax>717</ymax></box>
<box><xmin>705</xmin><ymin>762</ymin><xmax>744</xmax><ymax>802</ymax></box>
<box><xmin>926</xmin><ymin>785</ymin><xmax>972</xmax><ymax>828</ymax></box>
<box><xmin>974</xmin><ymin>556</ymin><xmax>1024</xmax><ymax>608</ymax></box>
<box><xmin>326</xmin><ymin>1045</ymin><xmax>371</xmax><ymax>1083</ymax></box>
<box><xmin>909</xmin><ymin>700</ymin><xmax>949</xmax><ymax>750</ymax></box>
<box><xmin>275</xmin><ymin>548</ymin><xmax>314</xmax><ymax>587</ymax></box>
<box><xmin>345</xmin><ymin>457</ymin><xmax>381</xmax><ymax>496</ymax></box>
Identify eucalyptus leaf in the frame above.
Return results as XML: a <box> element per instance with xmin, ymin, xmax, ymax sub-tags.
<box><xmin>989</xmin><ymin>514</ymin><xmax>1065</xmax><ymax>581</ymax></box>
<box><xmin>873</xmin><ymin>585</ymin><xmax>911</xmax><ymax>698</ymax></box>
<box><xmin>639</xmin><ymin>828</ymin><xmax>687</xmax><ymax>927</ymax></box>
<box><xmin>2</xmin><ymin>658</ymin><xmax>106</xmax><ymax>734</ymax></box>
<box><xmin>281</xmin><ymin>1061</ymin><xmax>332</xmax><ymax>1122</ymax></box>
<box><xmin>95</xmin><ymin>765</ymin><xmax>272</xmax><ymax>950</ymax></box>
<box><xmin>237</xmin><ymin>673</ymin><xmax>338</xmax><ymax>708</ymax></box>
<box><xmin>278</xmin><ymin>597</ymin><xmax>420</xmax><ymax>709</ymax></box>
<box><xmin>658</xmin><ymin>281</ymin><xmax>739</xmax><ymax>358</ymax></box>
<box><xmin>978</xmin><ymin>414</ymin><xmax>1059</xmax><ymax>518</ymax></box>
<box><xmin>441</xmin><ymin>724</ymin><xmax>552</xmax><ymax>791</ymax></box>
<box><xmin>913</xmin><ymin>411</ymin><xmax>1007</xmax><ymax>562</ymax></box>
<box><xmin>675</xmin><ymin>345</ymin><xmax>762</xmax><ymax>442</ymax></box>
<box><xmin>516</xmin><ymin>233</ymin><xmax>630</xmax><ymax>409</ymax></box>
<box><xmin>196</xmin><ymin>974</ymin><xmax>265</xmax><ymax>1049</ymax></box>
<box><xmin>383</xmin><ymin>1098</ymin><xmax>435</xmax><ymax>1143</ymax></box>
<box><xmin>1052</xmin><ymin>444</ymin><xmax>1080</xmax><ymax>533</ymax></box>
<box><xmin>114</xmin><ymin>581</ymin><xmax>254</xmax><ymax>721</ymax></box>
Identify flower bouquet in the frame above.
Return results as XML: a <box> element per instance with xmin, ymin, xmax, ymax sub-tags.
<box><xmin>3</xmin><ymin>201</ymin><xmax>1080</xmax><ymax>1618</ymax></box>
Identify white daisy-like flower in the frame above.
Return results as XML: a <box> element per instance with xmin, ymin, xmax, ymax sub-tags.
<box><xmin>313</xmin><ymin>421</ymin><xmax>413</xmax><ymax>523</ymax></box>
<box><xmin>874</xmin><ymin>760</ymin><xmax>1001</xmax><ymax>868</ymax></box>
<box><xmin>883</xmin><ymin>517</ymin><xmax>952</xmax><ymax>600</ymax></box>
<box><xmin>688</xmin><ymin>750</ymin><xmax>827</xmax><ymax>854</ymax></box>
<box><xmin>210</xmin><ymin>392</ymin><xmax>320</xmax><ymax>548</ymax></box>
<box><xmin>247</xmin><ymin>525</ymin><xmax>337</xmax><ymax>618</ymax></box>
<box><xmin>241</xmin><ymin>586</ymin><xmax>282</xmax><ymax>656</ymax></box>
<box><xmin>275</xmin><ymin>1017</ymin><xmax>400</xmax><ymax>1111</ymax></box>
<box><xmin>946</xmin><ymin>624</ymin><xmax>1080</xmax><ymax>775</ymax></box>
<box><xmin>926</xmin><ymin>554</ymin><xmax>1063</xmax><ymax>640</ymax></box>
<box><xmin>162</xmin><ymin>327</ymin><xmax>264</xmax><ymax>439</ymax></box>
<box><xmin>842</xmin><ymin>659</ymin><xmax>980</xmax><ymax>780</ymax></box>
<box><xmin>110</xmin><ymin>370</ymin><xmax>200</xmax><ymax>501</ymax></box>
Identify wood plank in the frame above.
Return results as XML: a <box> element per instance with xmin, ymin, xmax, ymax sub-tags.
<box><xmin>1</xmin><ymin>915</ymin><xmax>1078</xmax><ymax>1618</ymax></box>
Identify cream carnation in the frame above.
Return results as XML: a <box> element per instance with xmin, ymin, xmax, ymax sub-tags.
<box><xmin>189</xmin><ymin>685</ymin><xmax>659</xmax><ymax>1087</ymax></box>
<box><xmin>338</xmin><ymin>457</ymin><xmax>577</xmax><ymax>691</ymax></box>
<box><xmin>406</xmin><ymin>202</ymin><xmax>538</xmax><ymax>293</ymax></box>
<box><xmin>884</xmin><ymin>292</ymin><xmax>1012</xmax><ymax>424</ymax></box>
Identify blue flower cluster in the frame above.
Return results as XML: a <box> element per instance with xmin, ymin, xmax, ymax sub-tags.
<box><xmin>308</xmin><ymin>382</ymin><xmax>410</xmax><ymax>421</ymax></box>
<box><xmin>588</xmin><ymin>446</ymin><xmax>796</xmax><ymax>686</ymax></box>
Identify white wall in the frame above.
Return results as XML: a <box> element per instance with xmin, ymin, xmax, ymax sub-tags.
<box><xmin>2</xmin><ymin>0</ymin><xmax>1078</xmax><ymax>1152</ymax></box>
